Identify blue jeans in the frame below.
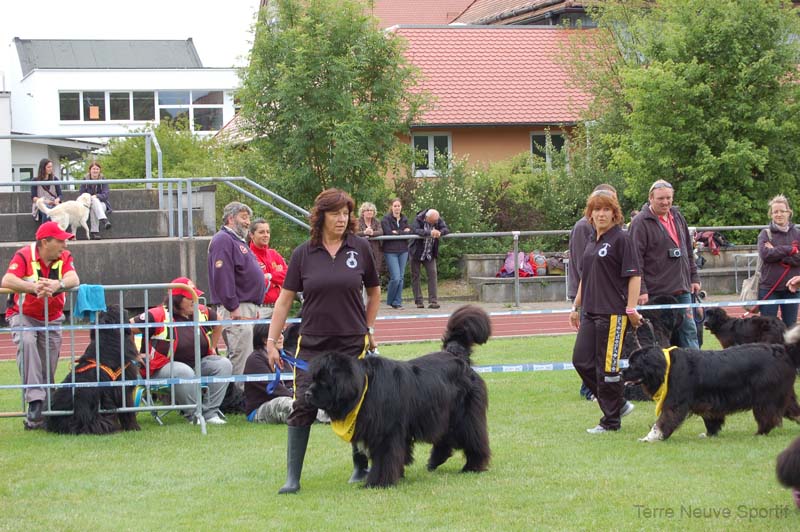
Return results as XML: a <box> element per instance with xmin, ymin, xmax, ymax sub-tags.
<box><xmin>758</xmin><ymin>288</ymin><xmax>799</xmax><ymax>327</ymax></box>
<box><xmin>384</xmin><ymin>251</ymin><xmax>408</xmax><ymax>307</ymax></box>
<box><xmin>673</xmin><ymin>292</ymin><xmax>700</xmax><ymax>349</ymax></box>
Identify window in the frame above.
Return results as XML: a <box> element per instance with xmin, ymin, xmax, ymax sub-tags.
<box><xmin>83</xmin><ymin>91</ymin><xmax>106</xmax><ymax>121</ymax></box>
<box><xmin>531</xmin><ymin>132</ymin><xmax>566</xmax><ymax>169</ymax></box>
<box><xmin>12</xmin><ymin>166</ymin><xmax>34</xmax><ymax>182</ymax></box>
<box><xmin>59</xmin><ymin>93</ymin><xmax>80</xmax><ymax>120</ymax></box>
<box><xmin>110</xmin><ymin>92</ymin><xmax>131</xmax><ymax>120</ymax></box>
<box><xmin>133</xmin><ymin>92</ymin><xmax>155</xmax><ymax>121</ymax></box>
<box><xmin>412</xmin><ymin>133</ymin><xmax>451</xmax><ymax>177</ymax></box>
<box><xmin>57</xmin><ymin>89</ymin><xmax>225</xmax><ymax>132</ymax></box>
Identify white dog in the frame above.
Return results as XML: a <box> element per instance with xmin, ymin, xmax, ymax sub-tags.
<box><xmin>36</xmin><ymin>193</ymin><xmax>92</xmax><ymax>240</ymax></box>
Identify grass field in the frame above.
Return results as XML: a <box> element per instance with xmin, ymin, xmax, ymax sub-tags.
<box><xmin>1</xmin><ymin>333</ymin><xmax>799</xmax><ymax>531</ymax></box>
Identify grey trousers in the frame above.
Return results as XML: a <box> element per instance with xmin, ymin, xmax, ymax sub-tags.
<box><xmin>88</xmin><ymin>197</ymin><xmax>108</xmax><ymax>232</ymax></box>
<box><xmin>411</xmin><ymin>257</ymin><xmax>438</xmax><ymax>305</ymax></box>
<box><xmin>217</xmin><ymin>302</ymin><xmax>259</xmax><ymax>387</ymax></box>
<box><xmin>11</xmin><ymin>313</ymin><xmax>63</xmax><ymax>404</ymax></box>
<box><xmin>152</xmin><ymin>356</ymin><xmax>232</xmax><ymax>419</ymax></box>
<box><xmin>252</xmin><ymin>397</ymin><xmax>330</xmax><ymax>424</ymax></box>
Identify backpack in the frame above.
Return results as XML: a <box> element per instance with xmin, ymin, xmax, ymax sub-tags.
<box><xmin>496</xmin><ymin>251</ymin><xmax>534</xmax><ymax>278</ymax></box>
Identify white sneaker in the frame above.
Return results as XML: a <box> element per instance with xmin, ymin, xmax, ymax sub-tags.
<box><xmin>586</xmin><ymin>425</ymin><xmax>609</xmax><ymax>434</ymax></box>
<box><xmin>621</xmin><ymin>401</ymin><xmax>635</xmax><ymax>417</ymax></box>
<box><xmin>205</xmin><ymin>415</ymin><xmax>227</xmax><ymax>425</ymax></box>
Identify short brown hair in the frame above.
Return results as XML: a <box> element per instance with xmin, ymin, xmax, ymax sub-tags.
<box><xmin>309</xmin><ymin>188</ymin><xmax>356</xmax><ymax>246</ymax></box>
<box><xmin>584</xmin><ymin>191</ymin><xmax>624</xmax><ymax>227</ymax></box>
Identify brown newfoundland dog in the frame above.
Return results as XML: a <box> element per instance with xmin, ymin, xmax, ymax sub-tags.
<box><xmin>621</xmin><ymin>325</ymin><xmax>800</xmax><ymax>442</ymax></box>
<box><xmin>305</xmin><ymin>305</ymin><xmax>491</xmax><ymax>488</ymax></box>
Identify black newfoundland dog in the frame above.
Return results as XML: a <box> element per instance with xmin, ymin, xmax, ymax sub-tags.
<box><xmin>621</xmin><ymin>325</ymin><xmax>800</xmax><ymax>442</ymax></box>
<box><xmin>776</xmin><ymin>436</ymin><xmax>800</xmax><ymax>509</ymax></box>
<box><xmin>621</xmin><ymin>295</ymin><xmax>684</xmax><ymax>402</ymax></box>
<box><xmin>46</xmin><ymin>305</ymin><xmax>141</xmax><ymax>435</ymax></box>
<box><xmin>306</xmin><ymin>305</ymin><xmax>491</xmax><ymax>488</ymax></box>
<box><xmin>704</xmin><ymin>307</ymin><xmax>786</xmax><ymax>348</ymax></box>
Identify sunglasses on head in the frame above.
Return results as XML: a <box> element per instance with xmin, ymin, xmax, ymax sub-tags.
<box><xmin>649</xmin><ymin>181</ymin><xmax>673</xmax><ymax>193</ymax></box>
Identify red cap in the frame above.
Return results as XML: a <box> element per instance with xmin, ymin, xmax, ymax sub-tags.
<box><xmin>170</xmin><ymin>277</ymin><xmax>204</xmax><ymax>299</ymax></box>
<box><xmin>35</xmin><ymin>221</ymin><xmax>75</xmax><ymax>241</ymax></box>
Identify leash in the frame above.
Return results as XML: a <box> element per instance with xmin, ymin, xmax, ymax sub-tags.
<box><xmin>267</xmin><ymin>350</ymin><xmax>309</xmax><ymax>394</ymax></box>
<box><xmin>744</xmin><ymin>263</ymin><xmax>790</xmax><ymax>317</ymax></box>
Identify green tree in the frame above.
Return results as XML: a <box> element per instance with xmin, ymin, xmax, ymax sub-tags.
<box><xmin>91</xmin><ymin>118</ymin><xmax>223</xmax><ymax>183</ymax></box>
<box><xmin>237</xmin><ymin>0</ymin><xmax>426</xmax><ymax>208</ymax></box>
<box><xmin>572</xmin><ymin>0</ymin><xmax>800</xmax><ymax>225</ymax></box>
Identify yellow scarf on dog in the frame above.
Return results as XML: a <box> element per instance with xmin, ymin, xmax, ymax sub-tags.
<box><xmin>652</xmin><ymin>347</ymin><xmax>675</xmax><ymax>416</ymax></box>
<box><xmin>331</xmin><ymin>375</ymin><xmax>368</xmax><ymax>442</ymax></box>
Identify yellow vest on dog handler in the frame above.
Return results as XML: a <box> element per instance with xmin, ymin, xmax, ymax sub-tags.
<box><xmin>331</xmin><ymin>375</ymin><xmax>368</xmax><ymax>442</ymax></box>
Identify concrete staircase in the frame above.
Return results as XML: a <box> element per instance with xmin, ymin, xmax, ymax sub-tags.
<box><xmin>463</xmin><ymin>245</ymin><xmax>755</xmax><ymax>303</ymax></box>
<box><xmin>0</xmin><ymin>186</ymin><xmax>217</xmax><ymax>308</ymax></box>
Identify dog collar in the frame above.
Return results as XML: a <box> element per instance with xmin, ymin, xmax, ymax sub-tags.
<box><xmin>652</xmin><ymin>347</ymin><xmax>676</xmax><ymax>416</ymax></box>
<box><xmin>331</xmin><ymin>375</ymin><xmax>368</xmax><ymax>443</ymax></box>
<box><xmin>74</xmin><ymin>359</ymin><xmax>130</xmax><ymax>381</ymax></box>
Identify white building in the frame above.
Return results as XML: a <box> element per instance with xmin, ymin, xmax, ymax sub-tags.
<box><xmin>3</xmin><ymin>38</ymin><xmax>239</xmax><ymax>182</ymax></box>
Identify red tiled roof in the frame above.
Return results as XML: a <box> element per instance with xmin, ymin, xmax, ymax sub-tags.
<box><xmin>369</xmin><ymin>0</ymin><xmax>473</xmax><ymax>28</ymax></box>
<box><xmin>395</xmin><ymin>25</ymin><xmax>592</xmax><ymax>126</ymax></box>
<box><xmin>453</xmin><ymin>0</ymin><xmax>586</xmax><ymax>25</ymax></box>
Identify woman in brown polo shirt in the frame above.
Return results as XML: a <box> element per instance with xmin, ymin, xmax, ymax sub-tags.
<box><xmin>569</xmin><ymin>191</ymin><xmax>642</xmax><ymax>434</ymax></box>
<box><xmin>266</xmin><ymin>188</ymin><xmax>380</xmax><ymax>494</ymax></box>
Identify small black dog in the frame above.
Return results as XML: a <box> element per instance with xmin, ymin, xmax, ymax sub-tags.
<box><xmin>306</xmin><ymin>305</ymin><xmax>491</xmax><ymax>488</ymax></box>
<box><xmin>46</xmin><ymin>306</ymin><xmax>141</xmax><ymax>435</ymax></box>
<box><xmin>621</xmin><ymin>328</ymin><xmax>800</xmax><ymax>442</ymax></box>
<box><xmin>776</xmin><ymin>436</ymin><xmax>800</xmax><ymax>509</ymax></box>
<box><xmin>704</xmin><ymin>307</ymin><xmax>786</xmax><ymax>348</ymax></box>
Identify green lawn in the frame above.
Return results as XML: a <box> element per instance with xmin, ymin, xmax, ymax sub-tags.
<box><xmin>1</xmin><ymin>334</ymin><xmax>798</xmax><ymax>531</ymax></box>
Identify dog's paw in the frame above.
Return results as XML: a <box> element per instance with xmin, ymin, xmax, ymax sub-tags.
<box><xmin>638</xmin><ymin>424</ymin><xmax>663</xmax><ymax>443</ymax></box>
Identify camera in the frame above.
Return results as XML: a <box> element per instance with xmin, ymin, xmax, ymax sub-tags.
<box><xmin>667</xmin><ymin>248</ymin><xmax>682</xmax><ymax>259</ymax></box>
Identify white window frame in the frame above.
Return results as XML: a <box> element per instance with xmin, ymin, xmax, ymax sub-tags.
<box><xmin>412</xmin><ymin>132</ymin><xmax>452</xmax><ymax>178</ymax></box>
<box><xmin>58</xmin><ymin>89</ymin><xmax>224</xmax><ymax>133</ymax></box>
<box><xmin>530</xmin><ymin>131</ymin><xmax>567</xmax><ymax>170</ymax></box>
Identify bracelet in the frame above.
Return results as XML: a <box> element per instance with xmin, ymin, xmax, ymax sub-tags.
<box><xmin>625</xmin><ymin>307</ymin><xmax>637</xmax><ymax>315</ymax></box>
<box><xmin>267</xmin><ymin>337</ymin><xmax>277</xmax><ymax>343</ymax></box>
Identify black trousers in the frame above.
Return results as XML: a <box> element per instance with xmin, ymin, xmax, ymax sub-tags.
<box><xmin>287</xmin><ymin>334</ymin><xmax>368</xmax><ymax>427</ymax></box>
<box><xmin>572</xmin><ymin>312</ymin><xmax>628</xmax><ymax>430</ymax></box>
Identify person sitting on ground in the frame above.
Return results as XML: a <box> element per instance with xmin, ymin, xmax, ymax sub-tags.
<box><xmin>244</xmin><ymin>323</ymin><xmax>329</xmax><ymax>424</ymax></box>
<box><xmin>31</xmin><ymin>158</ymin><xmax>62</xmax><ymax>226</ymax></box>
<box><xmin>130</xmin><ymin>277</ymin><xmax>230</xmax><ymax>425</ymax></box>
<box><xmin>248</xmin><ymin>218</ymin><xmax>287</xmax><ymax>320</ymax></box>
<box><xmin>78</xmin><ymin>161</ymin><xmax>112</xmax><ymax>240</ymax></box>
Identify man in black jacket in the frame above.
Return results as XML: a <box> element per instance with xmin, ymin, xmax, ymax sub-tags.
<box><xmin>409</xmin><ymin>208</ymin><xmax>449</xmax><ymax>309</ymax></box>
<box><xmin>629</xmin><ymin>179</ymin><xmax>701</xmax><ymax>348</ymax></box>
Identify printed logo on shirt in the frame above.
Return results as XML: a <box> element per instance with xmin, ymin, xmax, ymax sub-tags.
<box><xmin>215</xmin><ymin>260</ymin><xmax>224</xmax><ymax>269</ymax></box>
<box><xmin>598</xmin><ymin>243</ymin><xmax>611</xmax><ymax>257</ymax></box>
<box><xmin>138</xmin><ymin>312</ymin><xmax>146</xmax><ymax>320</ymax></box>
<box><xmin>345</xmin><ymin>250</ymin><xmax>359</xmax><ymax>269</ymax></box>
<box><xmin>9</xmin><ymin>263</ymin><xmax>18</xmax><ymax>270</ymax></box>
<box><xmin>239</xmin><ymin>244</ymin><xmax>249</xmax><ymax>254</ymax></box>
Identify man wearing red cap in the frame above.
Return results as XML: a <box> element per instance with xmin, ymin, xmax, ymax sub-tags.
<box><xmin>2</xmin><ymin>221</ymin><xmax>80</xmax><ymax>429</ymax></box>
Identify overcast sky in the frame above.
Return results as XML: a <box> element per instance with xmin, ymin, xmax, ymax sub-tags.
<box><xmin>0</xmin><ymin>0</ymin><xmax>261</xmax><ymax>85</ymax></box>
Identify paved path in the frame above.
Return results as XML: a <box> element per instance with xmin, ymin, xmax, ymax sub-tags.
<box><xmin>0</xmin><ymin>296</ymin><xmax>746</xmax><ymax>360</ymax></box>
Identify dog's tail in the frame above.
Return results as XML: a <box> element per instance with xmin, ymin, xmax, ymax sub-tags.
<box><xmin>442</xmin><ymin>305</ymin><xmax>492</xmax><ymax>359</ymax></box>
<box><xmin>784</xmin><ymin>324</ymin><xmax>800</xmax><ymax>368</ymax></box>
<box><xmin>35</xmin><ymin>197</ymin><xmax>53</xmax><ymax>215</ymax></box>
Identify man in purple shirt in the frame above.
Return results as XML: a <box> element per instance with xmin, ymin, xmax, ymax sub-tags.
<box><xmin>208</xmin><ymin>202</ymin><xmax>266</xmax><ymax>384</ymax></box>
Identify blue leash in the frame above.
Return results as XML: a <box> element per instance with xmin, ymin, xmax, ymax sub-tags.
<box><xmin>267</xmin><ymin>350</ymin><xmax>309</xmax><ymax>394</ymax></box>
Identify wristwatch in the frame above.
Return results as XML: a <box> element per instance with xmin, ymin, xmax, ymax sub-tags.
<box><xmin>368</xmin><ymin>326</ymin><xmax>375</xmax><ymax>335</ymax></box>
<box><xmin>59</xmin><ymin>280</ymin><xmax>66</xmax><ymax>290</ymax></box>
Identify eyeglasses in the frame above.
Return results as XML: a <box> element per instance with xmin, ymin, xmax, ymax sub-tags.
<box><xmin>649</xmin><ymin>181</ymin><xmax>674</xmax><ymax>193</ymax></box>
